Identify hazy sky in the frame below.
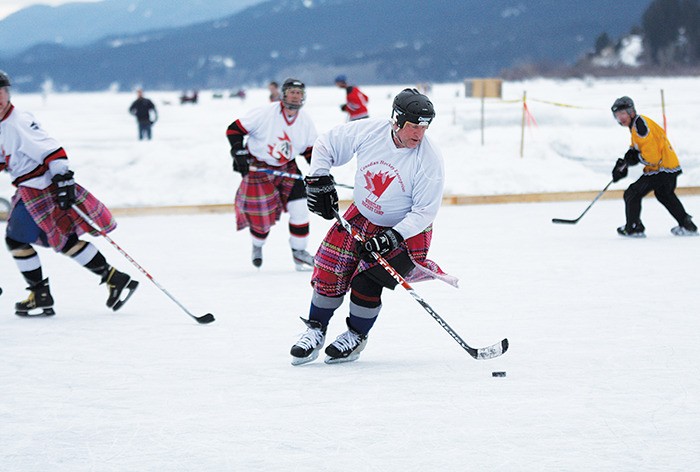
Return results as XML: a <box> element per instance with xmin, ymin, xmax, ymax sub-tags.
<box><xmin>0</xmin><ymin>0</ymin><xmax>100</xmax><ymax>20</ymax></box>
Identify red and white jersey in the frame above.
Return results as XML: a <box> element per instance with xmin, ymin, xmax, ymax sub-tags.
<box><xmin>344</xmin><ymin>86</ymin><xmax>369</xmax><ymax>121</ymax></box>
<box><xmin>237</xmin><ymin>102</ymin><xmax>317</xmax><ymax>167</ymax></box>
<box><xmin>310</xmin><ymin>118</ymin><xmax>444</xmax><ymax>239</ymax></box>
<box><xmin>0</xmin><ymin>105</ymin><xmax>69</xmax><ymax>189</ymax></box>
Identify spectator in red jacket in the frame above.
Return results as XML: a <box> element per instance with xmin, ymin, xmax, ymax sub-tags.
<box><xmin>334</xmin><ymin>75</ymin><xmax>369</xmax><ymax>121</ymax></box>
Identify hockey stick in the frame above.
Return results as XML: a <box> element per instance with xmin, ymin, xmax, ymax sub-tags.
<box><xmin>552</xmin><ymin>179</ymin><xmax>614</xmax><ymax>224</ymax></box>
<box><xmin>71</xmin><ymin>204</ymin><xmax>215</xmax><ymax>324</ymax></box>
<box><xmin>249</xmin><ymin>166</ymin><xmax>354</xmax><ymax>189</ymax></box>
<box><xmin>333</xmin><ymin>210</ymin><xmax>508</xmax><ymax>360</ymax></box>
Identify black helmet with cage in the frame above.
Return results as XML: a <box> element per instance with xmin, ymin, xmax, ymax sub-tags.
<box><xmin>611</xmin><ymin>96</ymin><xmax>635</xmax><ymax>116</ymax></box>
<box><xmin>281</xmin><ymin>78</ymin><xmax>306</xmax><ymax>110</ymax></box>
<box><xmin>392</xmin><ymin>88</ymin><xmax>435</xmax><ymax>128</ymax></box>
<box><xmin>0</xmin><ymin>70</ymin><xmax>10</xmax><ymax>88</ymax></box>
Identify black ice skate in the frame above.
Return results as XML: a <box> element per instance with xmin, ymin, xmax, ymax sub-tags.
<box><xmin>15</xmin><ymin>278</ymin><xmax>55</xmax><ymax>317</ymax></box>
<box><xmin>324</xmin><ymin>318</ymin><xmax>368</xmax><ymax>364</ymax></box>
<box><xmin>101</xmin><ymin>267</ymin><xmax>139</xmax><ymax>311</ymax></box>
<box><xmin>671</xmin><ymin>215</ymin><xmax>699</xmax><ymax>237</ymax></box>
<box><xmin>290</xmin><ymin>317</ymin><xmax>326</xmax><ymax>366</ymax></box>
<box><xmin>292</xmin><ymin>249</ymin><xmax>314</xmax><ymax>272</ymax></box>
<box><xmin>617</xmin><ymin>222</ymin><xmax>646</xmax><ymax>238</ymax></box>
<box><xmin>252</xmin><ymin>245</ymin><xmax>263</xmax><ymax>268</ymax></box>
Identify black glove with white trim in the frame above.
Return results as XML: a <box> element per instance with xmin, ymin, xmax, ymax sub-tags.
<box><xmin>305</xmin><ymin>175</ymin><xmax>338</xmax><ymax>220</ymax></box>
<box><xmin>612</xmin><ymin>158</ymin><xmax>628</xmax><ymax>183</ymax></box>
<box><xmin>357</xmin><ymin>229</ymin><xmax>404</xmax><ymax>262</ymax></box>
<box><xmin>230</xmin><ymin>147</ymin><xmax>251</xmax><ymax>176</ymax></box>
<box><xmin>52</xmin><ymin>171</ymin><xmax>76</xmax><ymax>210</ymax></box>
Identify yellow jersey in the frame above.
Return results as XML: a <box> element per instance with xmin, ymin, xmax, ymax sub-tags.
<box><xmin>630</xmin><ymin>114</ymin><xmax>681</xmax><ymax>174</ymax></box>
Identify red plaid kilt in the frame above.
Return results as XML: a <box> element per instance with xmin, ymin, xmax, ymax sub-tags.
<box><xmin>234</xmin><ymin>160</ymin><xmax>301</xmax><ymax>233</ymax></box>
<box><xmin>311</xmin><ymin>204</ymin><xmax>458</xmax><ymax>297</ymax></box>
<box><xmin>13</xmin><ymin>183</ymin><xmax>116</xmax><ymax>251</ymax></box>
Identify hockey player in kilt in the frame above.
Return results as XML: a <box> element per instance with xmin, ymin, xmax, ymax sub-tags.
<box><xmin>226</xmin><ymin>78</ymin><xmax>318</xmax><ymax>270</ymax></box>
<box><xmin>291</xmin><ymin>88</ymin><xmax>457</xmax><ymax>365</ymax></box>
<box><xmin>0</xmin><ymin>70</ymin><xmax>138</xmax><ymax>316</ymax></box>
<box><xmin>610</xmin><ymin>96</ymin><xmax>697</xmax><ymax>237</ymax></box>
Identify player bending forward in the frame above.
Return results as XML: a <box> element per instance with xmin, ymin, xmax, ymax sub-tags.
<box><xmin>291</xmin><ymin>88</ymin><xmax>457</xmax><ymax>365</ymax></box>
<box><xmin>0</xmin><ymin>70</ymin><xmax>138</xmax><ymax>316</ymax></box>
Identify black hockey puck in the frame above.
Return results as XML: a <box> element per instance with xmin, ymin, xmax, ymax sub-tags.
<box><xmin>492</xmin><ymin>371</ymin><xmax>506</xmax><ymax>377</ymax></box>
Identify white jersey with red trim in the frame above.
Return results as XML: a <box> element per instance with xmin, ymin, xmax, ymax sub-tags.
<box><xmin>239</xmin><ymin>102</ymin><xmax>317</xmax><ymax>167</ymax></box>
<box><xmin>310</xmin><ymin>118</ymin><xmax>444</xmax><ymax>239</ymax></box>
<box><xmin>0</xmin><ymin>105</ymin><xmax>69</xmax><ymax>189</ymax></box>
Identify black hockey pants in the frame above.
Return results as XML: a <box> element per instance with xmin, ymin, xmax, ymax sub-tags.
<box><xmin>624</xmin><ymin>171</ymin><xmax>688</xmax><ymax>226</ymax></box>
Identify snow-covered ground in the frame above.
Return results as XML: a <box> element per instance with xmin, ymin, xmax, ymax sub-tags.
<box><xmin>1</xmin><ymin>78</ymin><xmax>699</xmax><ymax>470</ymax></box>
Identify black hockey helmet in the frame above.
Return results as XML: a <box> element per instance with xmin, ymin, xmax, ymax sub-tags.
<box><xmin>392</xmin><ymin>88</ymin><xmax>435</xmax><ymax>128</ymax></box>
<box><xmin>611</xmin><ymin>96</ymin><xmax>635</xmax><ymax>115</ymax></box>
<box><xmin>0</xmin><ymin>70</ymin><xmax>10</xmax><ymax>88</ymax></box>
<box><xmin>282</xmin><ymin>78</ymin><xmax>305</xmax><ymax>110</ymax></box>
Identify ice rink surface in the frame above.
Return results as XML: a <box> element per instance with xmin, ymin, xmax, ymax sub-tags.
<box><xmin>1</xmin><ymin>78</ymin><xmax>699</xmax><ymax>470</ymax></box>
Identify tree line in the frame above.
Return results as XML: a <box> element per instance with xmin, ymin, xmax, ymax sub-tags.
<box><xmin>596</xmin><ymin>0</ymin><xmax>700</xmax><ymax>66</ymax></box>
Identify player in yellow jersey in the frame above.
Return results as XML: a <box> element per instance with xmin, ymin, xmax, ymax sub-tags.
<box><xmin>611</xmin><ymin>96</ymin><xmax>697</xmax><ymax>237</ymax></box>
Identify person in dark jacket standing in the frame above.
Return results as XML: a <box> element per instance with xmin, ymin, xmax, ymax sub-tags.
<box><xmin>128</xmin><ymin>89</ymin><xmax>158</xmax><ymax>140</ymax></box>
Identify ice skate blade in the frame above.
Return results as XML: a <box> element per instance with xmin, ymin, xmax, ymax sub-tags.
<box><xmin>294</xmin><ymin>263</ymin><xmax>313</xmax><ymax>272</ymax></box>
<box><xmin>111</xmin><ymin>280</ymin><xmax>139</xmax><ymax>311</ymax></box>
<box><xmin>324</xmin><ymin>353</ymin><xmax>361</xmax><ymax>364</ymax></box>
<box><xmin>617</xmin><ymin>232</ymin><xmax>646</xmax><ymax>238</ymax></box>
<box><xmin>291</xmin><ymin>350</ymin><xmax>320</xmax><ymax>366</ymax></box>
<box><xmin>15</xmin><ymin>307</ymin><xmax>56</xmax><ymax>317</ymax></box>
<box><xmin>671</xmin><ymin>227</ymin><xmax>699</xmax><ymax>237</ymax></box>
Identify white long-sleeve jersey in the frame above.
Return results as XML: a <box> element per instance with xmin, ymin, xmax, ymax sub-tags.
<box><xmin>238</xmin><ymin>102</ymin><xmax>317</xmax><ymax>167</ymax></box>
<box><xmin>310</xmin><ymin>118</ymin><xmax>444</xmax><ymax>239</ymax></box>
<box><xmin>0</xmin><ymin>105</ymin><xmax>70</xmax><ymax>189</ymax></box>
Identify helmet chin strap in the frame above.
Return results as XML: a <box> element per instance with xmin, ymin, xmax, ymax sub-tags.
<box><xmin>391</xmin><ymin>123</ymin><xmax>407</xmax><ymax>148</ymax></box>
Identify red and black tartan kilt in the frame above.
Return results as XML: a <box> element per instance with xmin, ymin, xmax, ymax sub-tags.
<box><xmin>311</xmin><ymin>204</ymin><xmax>447</xmax><ymax>297</ymax></box>
<box><xmin>13</xmin><ymin>183</ymin><xmax>116</xmax><ymax>251</ymax></box>
<box><xmin>234</xmin><ymin>160</ymin><xmax>302</xmax><ymax>233</ymax></box>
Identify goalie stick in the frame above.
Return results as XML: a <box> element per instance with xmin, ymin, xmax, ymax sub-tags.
<box><xmin>71</xmin><ymin>204</ymin><xmax>215</xmax><ymax>324</ymax></box>
<box><xmin>333</xmin><ymin>210</ymin><xmax>508</xmax><ymax>360</ymax></box>
<box><xmin>552</xmin><ymin>179</ymin><xmax>614</xmax><ymax>224</ymax></box>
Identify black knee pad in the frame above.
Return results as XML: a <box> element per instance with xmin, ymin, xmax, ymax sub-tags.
<box><xmin>362</xmin><ymin>251</ymin><xmax>415</xmax><ymax>290</ymax></box>
<box><xmin>288</xmin><ymin>178</ymin><xmax>306</xmax><ymax>201</ymax></box>
<box><xmin>5</xmin><ymin>236</ymin><xmax>29</xmax><ymax>251</ymax></box>
<box><xmin>350</xmin><ymin>272</ymin><xmax>384</xmax><ymax>308</ymax></box>
<box><xmin>60</xmin><ymin>234</ymin><xmax>81</xmax><ymax>254</ymax></box>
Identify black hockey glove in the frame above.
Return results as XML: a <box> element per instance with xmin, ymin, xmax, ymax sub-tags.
<box><xmin>230</xmin><ymin>147</ymin><xmax>251</xmax><ymax>176</ymax></box>
<box><xmin>612</xmin><ymin>158</ymin><xmax>628</xmax><ymax>183</ymax></box>
<box><xmin>357</xmin><ymin>229</ymin><xmax>404</xmax><ymax>262</ymax></box>
<box><xmin>340</xmin><ymin>104</ymin><xmax>348</xmax><ymax>112</ymax></box>
<box><xmin>305</xmin><ymin>175</ymin><xmax>338</xmax><ymax>220</ymax></box>
<box><xmin>52</xmin><ymin>171</ymin><xmax>76</xmax><ymax>210</ymax></box>
<box><xmin>623</xmin><ymin>148</ymin><xmax>640</xmax><ymax>165</ymax></box>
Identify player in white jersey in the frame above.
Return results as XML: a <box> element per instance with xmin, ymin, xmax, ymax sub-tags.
<box><xmin>291</xmin><ymin>88</ymin><xmax>455</xmax><ymax>365</ymax></box>
<box><xmin>0</xmin><ymin>70</ymin><xmax>138</xmax><ymax>316</ymax></box>
<box><xmin>226</xmin><ymin>78</ymin><xmax>318</xmax><ymax>270</ymax></box>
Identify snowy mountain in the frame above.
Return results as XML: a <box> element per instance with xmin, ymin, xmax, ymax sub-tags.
<box><xmin>3</xmin><ymin>0</ymin><xmax>654</xmax><ymax>92</ymax></box>
<box><xmin>0</xmin><ymin>0</ymin><xmax>263</xmax><ymax>56</ymax></box>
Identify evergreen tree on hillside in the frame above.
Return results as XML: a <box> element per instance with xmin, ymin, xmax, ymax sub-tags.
<box><xmin>642</xmin><ymin>0</ymin><xmax>700</xmax><ymax>64</ymax></box>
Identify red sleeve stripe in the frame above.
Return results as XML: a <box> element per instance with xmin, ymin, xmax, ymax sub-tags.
<box><xmin>11</xmin><ymin>147</ymin><xmax>67</xmax><ymax>186</ymax></box>
<box><xmin>226</xmin><ymin>119</ymin><xmax>248</xmax><ymax>136</ymax></box>
<box><xmin>44</xmin><ymin>147</ymin><xmax>68</xmax><ymax>164</ymax></box>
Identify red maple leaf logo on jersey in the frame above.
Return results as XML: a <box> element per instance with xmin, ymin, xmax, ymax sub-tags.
<box><xmin>363</xmin><ymin>170</ymin><xmax>396</xmax><ymax>198</ymax></box>
<box><xmin>267</xmin><ymin>132</ymin><xmax>292</xmax><ymax>163</ymax></box>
